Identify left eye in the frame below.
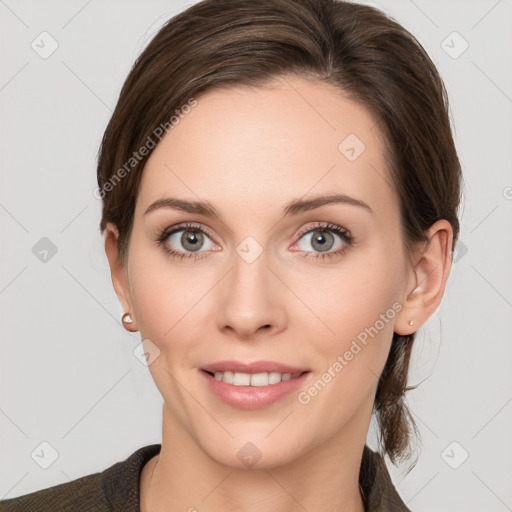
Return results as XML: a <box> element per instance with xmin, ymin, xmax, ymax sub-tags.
<box><xmin>293</xmin><ymin>226</ymin><xmax>350</xmax><ymax>254</ymax></box>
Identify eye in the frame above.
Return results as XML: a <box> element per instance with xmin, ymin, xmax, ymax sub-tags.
<box><xmin>157</xmin><ymin>222</ymin><xmax>218</xmax><ymax>260</ymax></box>
<box><xmin>291</xmin><ymin>222</ymin><xmax>353</xmax><ymax>260</ymax></box>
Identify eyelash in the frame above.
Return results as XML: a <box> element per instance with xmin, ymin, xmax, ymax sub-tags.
<box><xmin>156</xmin><ymin>221</ymin><xmax>353</xmax><ymax>261</ymax></box>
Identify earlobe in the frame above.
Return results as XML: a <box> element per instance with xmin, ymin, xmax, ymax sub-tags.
<box><xmin>104</xmin><ymin>223</ymin><xmax>138</xmax><ymax>332</ymax></box>
<box><xmin>395</xmin><ymin>220</ymin><xmax>453</xmax><ymax>335</ymax></box>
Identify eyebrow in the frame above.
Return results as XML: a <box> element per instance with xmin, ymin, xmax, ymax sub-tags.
<box><xmin>144</xmin><ymin>193</ymin><xmax>374</xmax><ymax>218</ymax></box>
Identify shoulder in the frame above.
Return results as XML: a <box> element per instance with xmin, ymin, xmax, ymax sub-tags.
<box><xmin>360</xmin><ymin>445</ymin><xmax>412</xmax><ymax>512</ymax></box>
<box><xmin>0</xmin><ymin>444</ymin><xmax>161</xmax><ymax>512</ymax></box>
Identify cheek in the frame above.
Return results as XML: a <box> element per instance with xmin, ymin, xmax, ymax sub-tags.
<box><xmin>127</xmin><ymin>239</ymin><xmax>216</xmax><ymax>360</ymax></box>
<box><xmin>299</xmin><ymin>251</ymin><xmax>403</xmax><ymax>387</ymax></box>
<box><xmin>130</xmin><ymin>267</ymin><xmax>206</xmax><ymax>344</ymax></box>
<box><xmin>306</xmin><ymin>255</ymin><xmax>400</xmax><ymax>325</ymax></box>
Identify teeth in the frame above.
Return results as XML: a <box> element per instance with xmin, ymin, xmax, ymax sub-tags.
<box><xmin>212</xmin><ymin>371</ymin><xmax>301</xmax><ymax>386</ymax></box>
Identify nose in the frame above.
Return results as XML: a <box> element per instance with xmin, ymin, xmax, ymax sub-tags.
<box><xmin>215</xmin><ymin>246</ymin><xmax>286</xmax><ymax>340</ymax></box>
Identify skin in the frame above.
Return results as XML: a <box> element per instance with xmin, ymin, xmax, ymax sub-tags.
<box><xmin>105</xmin><ymin>75</ymin><xmax>453</xmax><ymax>512</ymax></box>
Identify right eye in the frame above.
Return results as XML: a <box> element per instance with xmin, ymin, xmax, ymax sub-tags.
<box><xmin>158</xmin><ymin>222</ymin><xmax>219</xmax><ymax>260</ymax></box>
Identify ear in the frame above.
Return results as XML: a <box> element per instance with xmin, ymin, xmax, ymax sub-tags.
<box><xmin>104</xmin><ymin>222</ymin><xmax>138</xmax><ymax>332</ymax></box>
<box><xmin>394</xmin><ymin>219</ymin><xmax>454</xmax><ymax>336</ymax></box>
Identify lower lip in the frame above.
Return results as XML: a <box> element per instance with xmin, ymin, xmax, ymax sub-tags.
<box><xmin>200</xmin><ymin>370</ymin><xmax>311</xmax><ymax>410</ymax></box>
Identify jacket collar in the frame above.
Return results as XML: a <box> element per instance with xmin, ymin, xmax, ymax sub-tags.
<box><xmin>360</xmin><ymin>445</ymin><xmax>411</xmax><ymax>511</ymax></box>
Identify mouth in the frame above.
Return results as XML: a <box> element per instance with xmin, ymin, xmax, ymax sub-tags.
<box><xmin>199</xmin><ymin>362</ymin><xmax>312</xmax><ymax>409</ymax></box>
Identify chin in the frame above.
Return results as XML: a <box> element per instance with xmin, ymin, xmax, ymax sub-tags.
<box><xmin>215</xmin><ymin>448</ymin><xmax>298</xmax><ymax>471</ymax></box>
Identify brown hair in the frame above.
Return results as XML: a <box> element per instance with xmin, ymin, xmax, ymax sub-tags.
<box><xmin>97</xmin><ymin>0</ymin><xmax>463</xmax><ymax>464</ymax></box>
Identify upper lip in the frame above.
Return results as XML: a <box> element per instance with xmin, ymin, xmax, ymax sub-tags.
<box><xmin>201</xmin><ymin>360</ymin><xmax>310</xmax><ymax>374</ymax></box>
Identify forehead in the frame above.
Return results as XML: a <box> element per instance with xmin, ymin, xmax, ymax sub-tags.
<box><xmin>137</xmin><ymin>75</ymin><xmax>398</xmax><ymax>223</ymax></box>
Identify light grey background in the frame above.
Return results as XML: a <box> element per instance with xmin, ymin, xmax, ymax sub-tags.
<box><xmin>1</xmin><ymin>0</ymin><xmax>511</xmax><ymax>510</ymax></box>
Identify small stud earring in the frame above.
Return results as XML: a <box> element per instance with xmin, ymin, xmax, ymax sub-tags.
<box><xmin>408</xmin><ymin>320</ymin><xmax>414</xmax><ymax>326</ymax></box>
<box><xmin>122</xmin><ymin>312</ymin><xmax>134</xmax><ymax>324</ymax></box>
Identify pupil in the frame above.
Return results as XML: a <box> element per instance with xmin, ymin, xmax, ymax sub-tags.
<box><xmin>316</xmin><ymin>233</ymin><xmax>326</xmax><ymax>245</ymax></box>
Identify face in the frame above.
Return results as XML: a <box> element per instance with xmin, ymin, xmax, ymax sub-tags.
<box><xmin>111</xmin><ymin>75</ymin><xmax>417</xmax><ymax>469</ymax></box>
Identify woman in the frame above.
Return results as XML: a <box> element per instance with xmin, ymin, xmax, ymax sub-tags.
<box><xmin>0</xmin><ymin>0</ymin><xmax>462</xmax><ymax>510</ymax></box>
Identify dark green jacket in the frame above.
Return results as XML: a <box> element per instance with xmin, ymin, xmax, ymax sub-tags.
<box><xmin>0</xmin><ymin>444</ymin><xmax>411</xmax><ymax>511</ymax></box>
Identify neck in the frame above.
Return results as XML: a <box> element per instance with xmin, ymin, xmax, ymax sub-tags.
<box><xmin>141</xmin><ymin>404</ymin><xmax>371</xmax><ymax>512</ymax></box>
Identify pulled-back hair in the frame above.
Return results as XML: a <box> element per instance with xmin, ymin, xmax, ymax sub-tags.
<box><xmin>97</xmin><ymin>0</ymin><xmax>463</xmax><ymax>464</ymax></box>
